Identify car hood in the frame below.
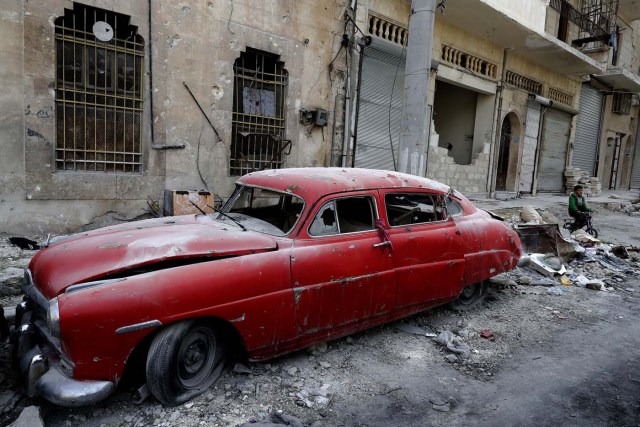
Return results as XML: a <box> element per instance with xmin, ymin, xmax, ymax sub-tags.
<box><xmin>30</xmin><ymin>215</ymin><xmax>279</xmax><ymax>299</ymax></box>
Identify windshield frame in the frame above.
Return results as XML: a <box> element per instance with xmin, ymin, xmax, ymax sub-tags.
<box><xmin>215</xmin><ymin>184</ymin><xmax>306</xmax><ymax>237</ymax></box>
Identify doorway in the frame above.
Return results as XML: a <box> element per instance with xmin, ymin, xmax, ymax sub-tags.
<box><xmin>496</xmin><ymin>117</ymin><xmax>512</xmax><ymax>191</ymax></box>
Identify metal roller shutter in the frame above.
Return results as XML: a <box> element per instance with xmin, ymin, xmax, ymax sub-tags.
<box><xmin>631</xmin><ymin>121</ymin><xmax>640</xmax><ymax>189</ymax></box>
<box><xmin>519</xmin><ymin>102</ymin><xmax>542</xmax><ymax>193</ymax></box>
<box><xmin>354</xmin><ymin>38</ymin><xmax>405</xmax><ymax>170</ymax></box>
<box><xmin>573</xmin><ymin>85</ymin><xmax>603</xmax><ymax>175</ymax></box>
<box><xmin>538</xmin><ymin>108</ymin><xmax>572</xmax><ymax>192</ymax></box>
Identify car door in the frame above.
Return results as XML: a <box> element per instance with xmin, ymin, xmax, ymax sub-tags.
<box><xmin>382</xmin><ymin>190</ymin><xmax>465</xmax><ymax>309</ymax></box>
<box><xmin>291</xmin><ymin>192</ymin><xmax>395</xmax><ymax>338</ymax></box>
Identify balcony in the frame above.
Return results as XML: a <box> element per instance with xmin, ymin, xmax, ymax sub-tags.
<box><xmin>437</xmin><ymin>0</ymin><xmax>605</xmax><ymax>75</ymax></box>
<box><xmin>594</xmin><ymin>66</ymin><xmax>640</xmax><ymax>92</ymax></box>
<box><xmin>593</xmin><ymin>25</ymin><xmax>640</xmax><ymax>92</ymax></box>
<box><xmin>618</xmin><ymin>0</ymin><xmax>640</xmax><ymax>20</ymax></box>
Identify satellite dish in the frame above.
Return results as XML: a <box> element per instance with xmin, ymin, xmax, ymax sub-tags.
<box><xmin>93</xmin><ymin>21</ymin><xmax>114</xmax><ymax>42</ymax></box>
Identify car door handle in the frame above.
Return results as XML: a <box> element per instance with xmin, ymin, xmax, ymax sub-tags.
<box><xmin>372</xmin><ymin>241</ymin><xmax>392</xmax><ymax>248</ymax></box>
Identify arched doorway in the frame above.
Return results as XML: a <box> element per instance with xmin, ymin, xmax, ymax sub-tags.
<box><xmin>496</xmin><ymin>113</ymin><xmax>522</xmax><ymax>192</ymax></box>
<box><xmin>496</xmin><ymin>117</ymin><xmax>512</xmax><ymax>191</ymax></box>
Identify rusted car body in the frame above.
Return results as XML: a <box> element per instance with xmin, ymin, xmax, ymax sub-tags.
<box><xmin>14</xmin><ymin>168</ymin><xmax>521</xmax><ymax>406</ymax></box>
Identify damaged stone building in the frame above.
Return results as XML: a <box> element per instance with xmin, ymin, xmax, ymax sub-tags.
<box><xmin>1</xmin><ymin>0</ymin><xmax>640</xmax><ymax>234</ymax></box>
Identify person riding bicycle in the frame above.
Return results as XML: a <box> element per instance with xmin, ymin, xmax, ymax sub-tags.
<box><xmin>568</xmin><ymin>184</ymin><xmax>592</xmax><ymax>231</ymax></box>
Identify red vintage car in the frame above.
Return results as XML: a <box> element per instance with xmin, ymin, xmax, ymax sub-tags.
<box><xmin>14</xmin><ymin>168</ymin><xmax>521</xmax><ymax>407</ymax></box>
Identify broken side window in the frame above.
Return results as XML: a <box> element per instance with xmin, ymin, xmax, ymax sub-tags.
<box><xmin>309</xmin><ymin>196</ymin><xmax>376</xmax><ymax>236</ymax></box>
<box><xmin>385</xmin><ymin>193</ymin><xmax>446</xmax><ymax>226</ymax></box>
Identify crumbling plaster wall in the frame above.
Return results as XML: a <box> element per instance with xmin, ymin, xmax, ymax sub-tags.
<box><xmin>0</xmin><ymin>0</ymin><xmax>346</xmax><ymax>235</ymax></box>
<box><xmin>1</xmin><ymin>0</ymin><xmax>164</xmax><ymax>235</ymax></box>
<box><xmin>0</xmin><ymin>0</ymin><xmax>27</xmax><ymax>233</ymax></box>
<box><xmin>155</xmin><ymin>0</ymin><xmax>345</xmax><ymax>200</ymax></box>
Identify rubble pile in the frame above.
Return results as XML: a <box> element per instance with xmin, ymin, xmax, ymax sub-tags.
<box><xmin>564</xmin><ymin>167</ymin><xmax>601</xmax><ymax>196</ymax></box>
<box><xmin>497</xmin><ymin>205</ymin><xmax>640</xmax><ymax>294</ymax></box>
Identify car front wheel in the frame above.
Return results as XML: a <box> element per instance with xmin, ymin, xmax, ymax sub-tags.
<box><xmin>146</xmin><ymin>320</ymin><xmax>226</xmax><ymax>406</ymax></box>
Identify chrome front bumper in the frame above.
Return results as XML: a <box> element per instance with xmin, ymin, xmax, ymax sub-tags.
<box><xmin>15</xmin><ymin>298</ymin><xmax>115</xmax><ymax>407</ymax></box>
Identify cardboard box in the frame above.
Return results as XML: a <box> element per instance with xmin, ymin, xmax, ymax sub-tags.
<box><xmin>164</xmin><ymin>190</ymin><xmax>215</xmax><ymax>216</ymax></box>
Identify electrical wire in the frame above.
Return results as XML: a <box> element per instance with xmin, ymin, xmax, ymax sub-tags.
<box><xmin>227</xmin><ymin>0</ymin><xmax>235</xmax><ymax>35</ymax></box>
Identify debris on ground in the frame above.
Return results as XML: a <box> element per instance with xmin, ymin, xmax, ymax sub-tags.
<box><xmin>433</xmin><ymin>331</ymin><xmax>471</xmax><ymax>359</ymax></box>
<box><xmin>527</xmin><ymin>254</ymin><xmax>567</xmax><ymax>277</ymax></box>
<box><xmin>479</xmin><ymin>329</ymin><xmax>494</xmax><ymax>339</ymax></box>
<box><xmin>394</xmin><ymin>322</ymin><xmax>437</xmax><ymax>337</ymax></box>
<box><xmin>239</xmin><ymin>412</ymin><xmax>304</xmax><ymax>427</ymax></box>
<box><xmin>7</xmin><ymin>237</ymin><xmax>39</xmax><ymax>251</ymax></box>
<box><xmin>8</xmin><ymin>406</ymin><xmax>43</xmax><ymax>427</ymax></box>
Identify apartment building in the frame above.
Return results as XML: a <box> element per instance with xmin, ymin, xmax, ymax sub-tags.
<box><xmin>1</xmin><ymin>0</ymin><xmax>639</xmax><ymax>233</ymax></box>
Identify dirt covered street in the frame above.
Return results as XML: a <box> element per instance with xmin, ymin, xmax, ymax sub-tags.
<box><xmin>1</xmin><ymin>196</ymin><xmax>640</xmax><ymax>427</ymax></box>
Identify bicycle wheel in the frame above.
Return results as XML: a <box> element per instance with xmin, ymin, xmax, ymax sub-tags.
<box><xmin>587</xmin><ymin>227</ymin><xmax>598</xmax><ymax>239</ymax></box>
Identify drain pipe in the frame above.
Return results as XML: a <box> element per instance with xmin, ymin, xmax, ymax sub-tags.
<box><xmin>148</xmin><ymin>0</ymin><xmax>154</xmax><ymax>146</ymax></box>
<box><xmin>341</xmin><ymin>38</ymin><xmax>354</xmax><ymax>167</ymax></box>
<box><xmin>488</xmin><ymin>48</ymin><xmax>510</xmax><ymax>195</ymax></box>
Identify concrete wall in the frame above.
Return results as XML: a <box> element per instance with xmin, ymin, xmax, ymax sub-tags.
<box><xmin>0</xmin><ymin>0</ymin><xmax>347</xmax><ymax>234</ymax></box>
<box><xmin>484</xmin><ymin>0</ymin><xmax>548</xmax><ymax>34</ymax></box>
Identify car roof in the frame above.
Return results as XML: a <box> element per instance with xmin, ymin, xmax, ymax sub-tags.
<box><xmin>237</xmin><ymin>168</ymin><xmax>451</xmax><ymax>202</ymax></box>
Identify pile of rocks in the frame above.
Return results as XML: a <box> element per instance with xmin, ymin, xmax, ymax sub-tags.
<box><xmin>564</xmin><ymin>167</ymin><xmax>601</xmax><ymax>196</ymax></box>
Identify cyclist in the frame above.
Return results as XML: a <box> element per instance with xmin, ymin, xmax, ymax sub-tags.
<box><xmin>568</xmin><ymin>184</ymin><xmax>592</xmax><ymax>231</ymax></box>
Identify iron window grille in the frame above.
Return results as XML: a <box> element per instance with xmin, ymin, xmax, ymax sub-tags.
<box><xmin>231</xmin><ymin>49</ymin><xmax>289</xmax><ymax>176</ymax></box>
<box><xmin>612</xmin><ymin>92</ymin><xmax>631</xmax><ymax>115</ymax></box>
<box><xmin>54</xmin><ymin>4</ymin><xmax>144</xmax><ymax>173</ymax></box>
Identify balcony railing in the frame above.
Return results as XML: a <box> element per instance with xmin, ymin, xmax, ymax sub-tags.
<box><xmin>441</xmin><ymin>45</ymin><xmax>498</xmax><ymax>80</ymax></box>
<box><xmin>505</xmin><ymin>70</ymin><xmax>542</xmax><ymax>94</ymax></box>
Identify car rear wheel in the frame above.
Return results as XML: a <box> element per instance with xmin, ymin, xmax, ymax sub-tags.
<box><xmin>451</xmin><ymin>281</ymin><xmax>488</xmax><ymax>310</ymax></box>
<box><xmin>146</xmin><ymin>320</ymin><xmax>226</xmax><ymax>406</ymax></box>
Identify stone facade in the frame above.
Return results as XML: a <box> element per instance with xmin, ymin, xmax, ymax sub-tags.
<box><xmin>0</xmin><ymin>0</ymin><xmax>638</xmax><ymax>234</ymax></box>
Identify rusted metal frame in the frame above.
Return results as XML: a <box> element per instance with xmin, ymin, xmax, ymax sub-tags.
<box><xmin>54</xmin><ymin>7</ymin><xmax>143</xmax><ymax>173</ymax></box>
<box><xmin>231</xmin><ymin>52</ymin><xmax>288</xmax><ymax>175</ymax></box>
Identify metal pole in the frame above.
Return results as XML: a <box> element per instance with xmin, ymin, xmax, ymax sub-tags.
<box><xmin>351</xmin><ymin>44</ymin><xmax>365</xmax><ymax>168</ymax></box>
<box><xmin>398</xmin><ymin>0</ymin><xmax>435</xmax><ymax>176</ymax></box>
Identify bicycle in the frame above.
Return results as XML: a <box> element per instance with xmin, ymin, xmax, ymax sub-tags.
<box><xmin>563</xmin><ymin>211</ymin><xmax>598</xmax><ymax>239</ymax></box>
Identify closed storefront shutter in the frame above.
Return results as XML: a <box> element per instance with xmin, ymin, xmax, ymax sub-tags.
<box><xmin>573</xmin><ymin>85</ymin><xmax>603</xmax><ymax>175</ymax></box>
<box><xmin>519</xmin><ymin>102</ymin><xmax>542</xmax><ymax>193</ymax></box>
<box><xmin>354</xmin><ymin>38</ymin><xmax>405</xmax><ymax>170</ymax></box>
<box><xmin>631</xmin><ymin>121</ymin><xmax>640</xmax><ymax>189</ymax></box>
<box><xmin>538</xmin><ymin>108</ymin><xmax>572</xmax><ymax>192</ymax></box>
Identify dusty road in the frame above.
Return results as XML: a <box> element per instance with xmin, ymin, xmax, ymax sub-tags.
<box><xmin>1</xmin><ymin>195</ymin><xmax>639</xmax><ymax>426</ymax></box>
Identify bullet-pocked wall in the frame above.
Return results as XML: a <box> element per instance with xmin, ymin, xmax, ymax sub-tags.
<box><xmin>0</xmin><ymin>0</ymin><xmax>346</xmax><ymax>234</ymax></box>
<box><xmin>154</xmin><ymin>0</ymin><xmax>344</xmax><ymax>199</ymax></box>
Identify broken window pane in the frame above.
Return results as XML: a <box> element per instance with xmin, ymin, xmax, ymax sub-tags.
<box><xmin>385</xmin><ymin>193</ymin><xmax>446</xmax><ymax>226</ymax></box>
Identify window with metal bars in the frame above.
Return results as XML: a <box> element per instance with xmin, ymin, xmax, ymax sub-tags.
<box><xmin>231</xmin><ymin>49</ymin><xmax>289</xmax><ymax>176</ymax></box>
<box><xmin>54</xmin><ymin>4</ymin><xmax>144</xmax><ymax>173</ymax></box>
<box><xmin>612</xmin><ymin>92</ymin><xmax>631</xmax><ymax>115</ymax></box>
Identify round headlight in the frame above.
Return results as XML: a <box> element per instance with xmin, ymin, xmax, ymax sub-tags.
<box><xmin>48</xmin><ymin>297</ymin><xmax>61</xmax><ymax>339</ymax></box>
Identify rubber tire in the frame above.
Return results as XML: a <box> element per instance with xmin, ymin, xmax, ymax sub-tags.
<box><xmin>451</xmin><ymin>281</ymin><xmax>488</xmax><ymax>310</ymax></box>
<box><xmin>146</xmin><ymin>320</ymin><xmax>226</xmax><ymax>406</ymax></box>
<box><xmin>587</xmin><ymin>227</ymin><xmax>598</xmax><ymax>239</ymax></box>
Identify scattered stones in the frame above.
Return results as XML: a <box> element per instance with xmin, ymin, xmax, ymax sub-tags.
<box><xmin>444</xmin><ymin>354</ymin><xmax>458</xmax><ymax>363</ymax></box>
<box><xmin>0</xmin><ymin>390</ymin><xmax>20</xmax><ymax>414</ymax></box>
<box><xmin>586</xmin><ymin>282</ymin><xmax>603</xmax><ymax>291</ymax></box>
<box><xmin>431</xmin><ymin>401</ymin><xmax>451</xmax><ymax>412</ymax></box>
<box><xmin>286</xmin><ymin>367</ymin><xmax>298</xmax><ymax>377</ymax></box>
<box><xmin>9</xmin><ymin>406</ymin><xmax>43</xmax><ymax>427</ymax></box>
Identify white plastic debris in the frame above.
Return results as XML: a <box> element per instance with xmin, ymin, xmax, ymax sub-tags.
<box><xmin>528</xmin><ymin>253</ymin><xmax>567</xmax><ymax>277</ymax></box>
<box><xmin>572</xmin><ymin>229</ymin><xmax>599</xmax><ymax>243</ymax></box>
<box><xmin>521</xmin><ymin>206</ymin><xmax>543</xmax><ymax>224</ymax></box>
